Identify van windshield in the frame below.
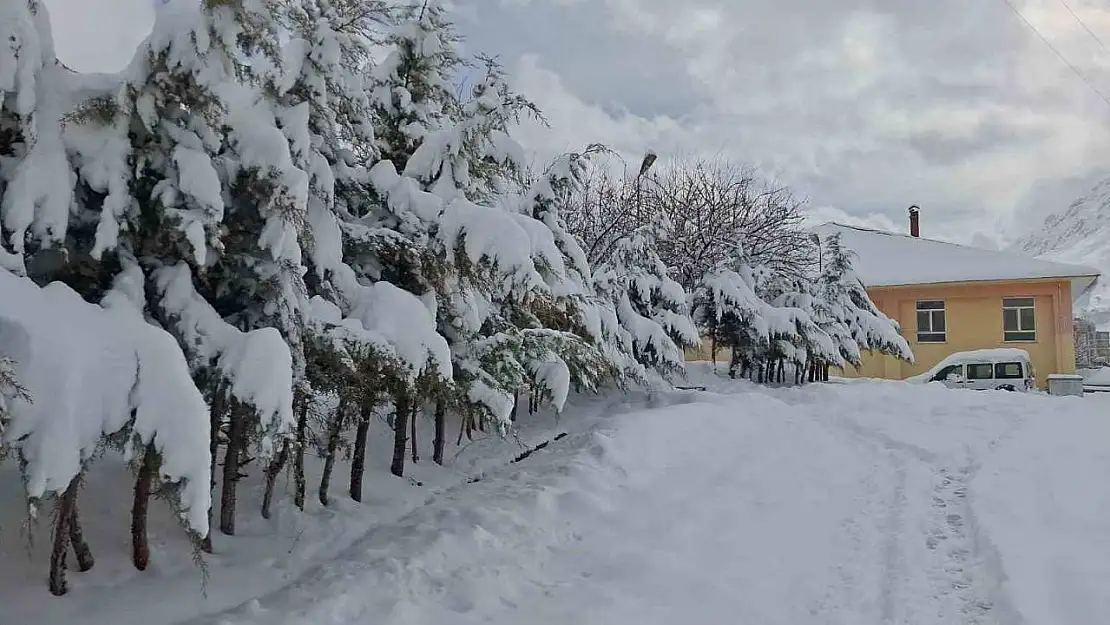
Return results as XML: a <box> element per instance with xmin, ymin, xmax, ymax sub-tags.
<box><xmin>994</xmin><ymin>362</ymin><xmax>1025</xmax><ymax>379</ymax></box>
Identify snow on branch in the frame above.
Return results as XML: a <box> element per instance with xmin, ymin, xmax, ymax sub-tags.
<box><xmin>154</xmin><ymin>263</ymin><xmax>294</xmax><ymax>454</ymax></box>
<box><xmin>0</xmin><ymin>267</ymin><xmax>211</xmax><ymax>533</ymax></box>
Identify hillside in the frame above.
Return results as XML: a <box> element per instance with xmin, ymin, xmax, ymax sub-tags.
<box><xmin>1011</xmin><ymin>176</ymin><xmax>1110</xmax><ymax>326</ymax></box>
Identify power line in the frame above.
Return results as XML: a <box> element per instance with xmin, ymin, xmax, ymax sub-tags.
<box><xmin>1000</xmin><ymin>0</ymin><xmax>1110</xmax><ymax>110</ymax></box>
<box><xmin>1055</xmin><ymin>0</ymin><xmax>1110</xmax><ymax>59</ymax></box>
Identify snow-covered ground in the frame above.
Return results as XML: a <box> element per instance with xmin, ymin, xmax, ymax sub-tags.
<box><xmin>5</xmin><ymin>367</ymin><xmax>1110</xmax><ymax>625</ymax></box>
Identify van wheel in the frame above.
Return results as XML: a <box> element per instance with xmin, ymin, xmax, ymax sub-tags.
<box><xmin>999</xmin><ymin>385</ymin><xmax>1016</xmax><ymax>392</ymax></box>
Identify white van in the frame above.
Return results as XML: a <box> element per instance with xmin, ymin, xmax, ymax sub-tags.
<box><xmin>914</xmin><ymin>348</ymin><xmax>1035</xmax><ymax>392</ymax></box>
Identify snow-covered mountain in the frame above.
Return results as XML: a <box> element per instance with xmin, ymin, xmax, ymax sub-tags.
<box><xmin>1011</xmin><ymin>176</ymin><xmax>1110</xmax><ymax>327</ymax></box>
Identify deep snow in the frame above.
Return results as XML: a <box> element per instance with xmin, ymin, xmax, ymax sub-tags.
<box><xmin>4</xmin><ymin>367</ymin><xmax>1109</xmax><ymax>625</ymax></box>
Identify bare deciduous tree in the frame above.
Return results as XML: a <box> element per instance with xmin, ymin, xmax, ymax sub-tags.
<box><xmin>559</xmin><ymin>156</ymin><xmax>814</xmax><ymax>289</ymax></box>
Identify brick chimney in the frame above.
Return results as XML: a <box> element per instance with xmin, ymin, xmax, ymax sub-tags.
<box><xmin>908</xmin><ymin>205</ymin><xmax>920</xmax><ymax>237</ymax></box>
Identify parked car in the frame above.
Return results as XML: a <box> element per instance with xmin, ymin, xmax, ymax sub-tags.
<box><xmin>911</xmin><ymin>348</ymin><xmax>1035</xmax><ymax>392</ymax></box>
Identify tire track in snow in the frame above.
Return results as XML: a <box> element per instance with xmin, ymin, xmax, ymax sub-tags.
<box><xmin>926</xmin><ymin>457</ymin><xmax>997</xmax><ymax>624</ymax></box>
<box><xmin>879</xmin><ymin>457</ymin><xmax>907</xmax><ymax>624</ymax></box>
<box><xmin>812</xmin><ymin>404</ymin><xmax>1018</xmax><ymax>624</ymax></box>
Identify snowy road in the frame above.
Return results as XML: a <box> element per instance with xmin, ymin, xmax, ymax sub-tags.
<box><xmin>197</xmin><ymin>379</ymin><xmax>1107</xmax><ymax>625</ymax></box>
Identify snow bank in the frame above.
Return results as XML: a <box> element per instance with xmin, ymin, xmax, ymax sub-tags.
<box><xmin>1078</xmin><ymin>366</ymin><xmax>1110</xmax><ymax>386</ymax></box>
<box><xmin>0</xmin><ymin>268</ymin><xmax>210</xmax><ymax>533</ymax></box>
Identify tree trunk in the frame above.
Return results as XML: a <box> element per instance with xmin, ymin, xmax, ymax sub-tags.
<box><xmin>201</xmin><ymin>388</ymin><xmax>225</xmax><ymax>554</ymax></box>
<box><xmin>62</xmin><ymin>473</ymin><xmax>94</xmax><ymax>575</ymax></box>
<box><xmin>410</xmin><ymin>401</ymin><xmax>419</xmax><ymax>464</ymax></box>
<box><xmin>728</xmin><ymin>348</ymin><xmax>740</xmax><ymax>379</ymax></box>
<box><xmin>219</xmin><ymin>402</ymin><xmax>246</xmax><ymax>536</ymax></box>
<box><xmin>349</xmin><ymin>404</ymin><xmax>371</xmax><ymax>502</ymax></box>
<box><xmin>391</xmin><ymin>391</ymin><xmax>410</xmax><ymax>477</ymax></box>
<box><xmin>319</xmin><ymin>411</ymin><xmax>344</xmax><ymax>507</ymax></box>
<box><xmin>132</xmin><ymin>443</ymin><xmax>158</xmax><ymax>571</ymax></box>
<box><xmin>69</xmin><ymin>501</ymin><xmax>94</xmax><ymax>573</ymax></box>
<box><xmin>261</xmin><ymin>440</ymin><xmax>289</xmax><ymax>519</ymax></box>
<box><xmin>293</xmin><ymin>390</ymin><xmax>308</xmax><ymax>511</ymax></box>
<box><xmin>433</xmin><ymin>400</ymin><xmax>447</xmax><ymax>466</ymax></box>
<box><xmin>49</xmin><ymin>475</ymin><xmax>80</xmax><ymax>596</ymax></box>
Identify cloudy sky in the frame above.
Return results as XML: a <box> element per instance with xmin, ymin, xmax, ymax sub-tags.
<box><xmin>42</xmin><ymin>0</ymin><xmax>1110</xmax><ymax>245</ymax></box>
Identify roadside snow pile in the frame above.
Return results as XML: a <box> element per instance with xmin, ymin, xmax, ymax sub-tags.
<box><xmin>0</xmin><ymin>268</ymin><xmax>210</xmax><ymax>532</ymax></box>
<box><xmin>1077</xmin><ymin>366</ymin><xmax>1110</xmax><ymax>386</ymax></box>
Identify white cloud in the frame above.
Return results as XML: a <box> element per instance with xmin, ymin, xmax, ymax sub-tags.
<box><xmin>457</xmin><ymin>0</ymin><xmax>1110</xmax><ymax>245</ymax></box>
<box><xmin>41</xmin><ymin>0</ymin><xmax>1110</xmax><ymax>247</ymax></box>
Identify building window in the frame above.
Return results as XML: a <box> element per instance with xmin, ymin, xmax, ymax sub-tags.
<box><xmin>916</xmin><ymin>300</ymin><xmax>946</xmax><ymax>343</ymax></box>
<box><xmin>1003</xmin><ymin>297</ymin><xmax>1036</xmax><ymax>342</ymax></box>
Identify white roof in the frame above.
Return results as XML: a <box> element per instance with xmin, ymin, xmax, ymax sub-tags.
<box><xmin>812</xmin><ymin>223</ymin><xmax>1100</xmax><ymax>298</ymax></box>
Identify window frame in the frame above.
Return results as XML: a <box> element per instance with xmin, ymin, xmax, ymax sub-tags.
<box><xmin>1002</xmin><ymin>297</ymin><xmax>1036</xmax><ymax>343</ymax></box>
<box><xmin>965</xmin><ymin>363</ymin><xmax>994</xmax><ymax>380</ymax></box>
<box><xmin>930</xmin><ymin>363</ymin><xmax>965</xmax><ymax>382</ymax></box>
<box><xmin>915</xmin><ymin>300</ymin><xmax>947</xmax><ymax>343</ymax></box>
<box><xmin>994</xmin><ymin>362</ymin><xmax>1025</xmax><ymax>380</ymax></box>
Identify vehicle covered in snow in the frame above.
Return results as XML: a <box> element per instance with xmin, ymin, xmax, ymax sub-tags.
<box><xmin>907</xmin><ymin>348</ymin><xmax>1035</xmax><ymax>392</ymax></box>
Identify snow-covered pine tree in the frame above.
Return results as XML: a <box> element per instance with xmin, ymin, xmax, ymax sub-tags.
<box><xmin>0</xmin><ymin>353</ymin><xmax>27</xmax><ymax>461</ymax></box>
<box><xmin>415</xmin><ymin>62</ymin><xmax>631</xmax><ymax>438</ymax></box>
<box><xmin>0</xmin><ymin>0</ymin><xmax>75</xmax><ymax>275</ymax></box>
<box><xmin>753</xmin><ymin>268</ymin><xmax>843</xmax><ymax>384</ymax></box>
<box><xmin>253</xmin><ymin>0</ymin><xmax>395</xmax><ymax>509</ymax></box>
<box><xmin>1</xmin><ymin>0</ymin><xmax>215</xmax><ymax>588</ymax></box>
<box><xmin>693</xmin><ymin>259</ymin><xmax>769</xmax><ymax>379</ymax></box>
<box><xmin>372</xmin><ymin>0</ymin><xmax>460</xmax><ymax>174</ymax></box>
<box><xmin>772</xmin><ymin>276</ymin><xmax>859</xmax><ymax>383</ymax></box>
<box><xmin>359</xmin><ymin>3</ymin><xmax>559</xmax><ymax>464</ymax></box>
<box><xmin>62</xmin><ymin>0</ymin><xmax>306</xmax><ymax>542</ymax></box>
<box><xmin>818</xmin><ymin>232</ymin><xmax>913</xmax><ymax>371</ymax></box>
<box><xmin>593</xmin><ymin>220</ymin><xmax>699</xmax><ymax>382</ymax></box>
<box><xmin>256</xmin><ymin>0</ymin><xmax>455</xmax><ymax>488</ymax></box>
<box><xmin>0</xmin><ymin>266</ymin><xmax>212</xmax><ymax>593</ymax></box>
<box><xmin>517</xmin><ymin>146</ymin><xmax>633</xmax><ymax>392</ymax></box>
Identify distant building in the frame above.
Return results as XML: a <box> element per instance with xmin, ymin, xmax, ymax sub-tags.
<box><xmin>813</xmin><ymin>211</ymin><xmax>1100</xmax><ymax>387</ymax></box>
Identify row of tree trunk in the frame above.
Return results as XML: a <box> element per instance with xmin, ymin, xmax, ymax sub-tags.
<box><xmin>725</xmin><ymin>349</ymin><xmax>831</xmax><ymax>385</ymax></box>
<box><xmin>50</xmin><ymin>386</ymin><xmax>534</xmax><ymax>595</ymax></box>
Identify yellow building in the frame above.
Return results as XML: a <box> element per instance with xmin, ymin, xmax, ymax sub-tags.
<box><xmin>814</xmin><ymin>220</ymin><xmax>1100</xmax><ymax>387</ymax></box>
